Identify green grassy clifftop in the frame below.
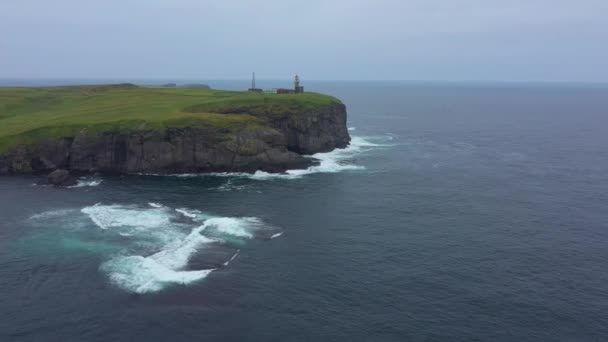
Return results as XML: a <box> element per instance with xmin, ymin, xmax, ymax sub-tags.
<box><xmin>0</xmin><ymin>84</ymin><xmax>350</xmax><ymax>175</ymax></box>
<box><xmin>0</xmin><ymin>84</ymin><xmax>341</xmax><ymax>153</ymax></box>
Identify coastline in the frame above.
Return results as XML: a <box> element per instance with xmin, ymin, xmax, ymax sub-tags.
<box><xmin>0</xmin><ymin>85</ymin><xmax>350</xmax><ymax>177</ymax></box>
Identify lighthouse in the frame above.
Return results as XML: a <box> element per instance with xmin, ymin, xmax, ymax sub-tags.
<box><xmin>294</xmin><ymin>75</ymin><xmax>304</xmax><ymax>94</ymax></box>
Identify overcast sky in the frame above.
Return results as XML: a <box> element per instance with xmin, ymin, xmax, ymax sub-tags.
<box><xmin>1</xmin><ymin>0</ymin><xmax>607</xmax><ymax>82</ymax></box>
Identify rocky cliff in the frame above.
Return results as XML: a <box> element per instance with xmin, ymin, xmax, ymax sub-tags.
<box><xmin>0</xmin><ymin>103</ymin><xmax>350</xmax><ymax>175</ymax></box>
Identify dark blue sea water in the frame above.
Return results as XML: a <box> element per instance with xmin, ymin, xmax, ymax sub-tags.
<box><xmin>1</xmin><ymin>81</ymin><xmax>608</xmax><ymax>341</ymax></box>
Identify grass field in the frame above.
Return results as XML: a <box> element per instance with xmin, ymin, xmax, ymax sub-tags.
<box><xmin>0</xmin><ymin>84</ymin><xmax>340</xmax><ymax>152</ymax></box>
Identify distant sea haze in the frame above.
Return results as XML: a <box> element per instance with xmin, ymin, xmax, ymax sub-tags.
<box><xmin>1</xmin><ymin>81</ymin><xmax>608</xmax><ymax>341</ymax></box>
<box><xmin>2</xmin><ymin>78</ymin><xmax>607</xmax><ymax>90</ymax></box>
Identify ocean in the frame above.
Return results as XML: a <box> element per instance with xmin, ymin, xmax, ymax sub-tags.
<box><xmin>1</xmin><ymin>81</ymin><xmax>608</xmax><ymax>341</ymax></box>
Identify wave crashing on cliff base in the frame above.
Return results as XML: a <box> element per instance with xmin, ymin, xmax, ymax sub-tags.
<box><xmin>247</xmin><ymin>135</ymin><xmax>393</xmax><ymax>179</ymax></box>
<box><xmin>70</xmin><ymin>178</ymin><xmax>103</xmax><ymax>188</ymax></box>
<box><xmin>177</xmin><ymin>135</ymin><xmax>393</xmax><ymax>181</ymax></box>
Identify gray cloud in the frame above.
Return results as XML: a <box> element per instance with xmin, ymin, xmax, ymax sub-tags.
<box><xmin>1</xmin><ymin>0</ymin><xmax>606</xmax><ymax>82</ymax></box>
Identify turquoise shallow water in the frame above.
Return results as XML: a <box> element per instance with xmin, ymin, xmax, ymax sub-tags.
<box><xmin>1</xmin><ymin>81</ymin><xmax>608</xmax><ymax>341</ymax></box>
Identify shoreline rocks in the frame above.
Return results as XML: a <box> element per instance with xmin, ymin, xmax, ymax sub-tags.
<box><xmin>47</xmin><ymin>169</ymin><xmax>77</xmax><ymax>187</ymax></box>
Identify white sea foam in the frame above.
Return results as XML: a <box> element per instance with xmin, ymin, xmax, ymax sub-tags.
<box><xmin>101</xmin><ymin>255</ymin><xmax>214</xmax><ymax>294</ymax></box>
<box><xmin>384</xmin><ymin>133</ymin><xmax>397</xmax><ymax>140</ymax></box>
<box><xmin>29</xmin><ymin>209</ymin><xmax>75</xmax><ymax>220</ymax></box>
<box><xmin>348</xmin><ymin>127</ymin><xmax>356</xmax><ymax>131</ymax></box>
<box><xmin>32</xmin><ymin>202</ymin><xmax>277</xmax><ymax>293</ymax></box>
<box><xmin>175</xmin><ymin>208</ymin><xmax>197</xmax><ymax>218</ymax></box>
<box><xmin>71</xmin><ymin>179</ymin><xmax>102</xmax><ymax>188</ymax></box>
<box><xmin>33</xmin><ymin>178</ymin><xmax>101</xmax><ymax>188</ymax></box>
<box><xmin>213</xmin><ymin>179</ymin><xmax>249</xmax><ymax>191</ymax></box>
<box><xmin>60</xmin><ymin>177</ymin><xmax>103</xmax><ymax>188</ymax></box>
<box><xmin>81</xmin><ymin>204</ymin><xmax>171</xmax><ymax>231</ymax></box>
<box><xmin>150</xmin><ymin>225</ymin><xmax>216</xmax><ymax>269</ymax></box>
<box><xmin>223</xmin><ymin>250</ymin><xmax>240</xmax><ymax>266</ymax></box>
<box><xmin>101</xmin><ymin>218</ymin><xmax>263</xmax><ymax>293</ymax></box>
<box><xmin>76</xmin><ymin>203</ymin><xmax>273</xmax><ymax>293</ymax></box>
<box><xmin>78</xmin><ymin>204</ymin><xmax>212</xmax><ymax>293</ymax></box>
<box><xmin>175</xmin><ymin>208</ymin><xmax>213</xmax><ymax>222</ymax></box>
<box><xmin>270</xmin><ymin>232</ymin><xmax>284</xmax><ymax>239</ymax></box>
<box><xmin>202</xmin><ymin>217</ymin><xmax>262</xmax><ymax>238</ymax></box>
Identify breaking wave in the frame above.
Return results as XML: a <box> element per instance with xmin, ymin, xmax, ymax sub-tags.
<box><xmin>100</xmin><ymin>223</ymin><xmax>216</xmax><ymax>294</ymax></box>
<box><xmin>175</xmin><ymin>135</ymin><xmax>393</xmax><ymax>180</ymax></box>
<box><xmin>246</xmin><ymin>136</ymin><xmax>392</xmax><ymax>179</ymax></box>
<box><xmin>68</xmin><ymin>178</ymin><xmax>102</xmax><ymax>188</ymax></box>
<box><xmin>202</xmin><ymin>217</ymin><xmax>263</xmax><ymax>239</ymax></box>
<box><xmin>69</xmin><ymin>203</ymin><xmax>283</xmax><ymax>293</ymax></box>
<box><xmin>101</xmin><ymin>256</ymin><xmax>214</xmax><ymax>294</ymax></box>
<box><xmin>175</xmin><ymin>208</ymin><xmax>197</xmax><ymax>218</ymax></box>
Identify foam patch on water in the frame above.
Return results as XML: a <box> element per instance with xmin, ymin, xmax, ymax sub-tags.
<box><xmin>102</xmin><ymin>217</ymin><xmax>264</xmax><ymax>293</ymax></box>
<box><xmin>175</xmin><ymin>208</ymin><xmax>212</xmax><ymax>222</ymax></box>
<box><xmin>74</xmin><ymin>203</ymin><xmax>281</xmax><ymax>293</ymax></box>
<box><xmin>151</xmin><ymin>226</ymin><xmax>216</xmax><ymax>269</ymax></box>
<box><xmin>202</xmin><ymin>217</ymin><xmax>262</xmax><ymax>238</ymax></box>
<box><xmin>81</xmin><ymin>204</ymin><xmax>171</xmax><ymax>231</ymax></box>
<box><xmin>29</xmin><ymin>209</ymin><xmax>75</xmax><ymax>220</ymax></box>
<box><xmin>270</xmin><ymin>232</ymin><xmax>284</xmax><ymax>239</ymax></box>
<box><xmin>68</xmin><ymin>178</ymin><xmax>102</xmax><ymax>188</ymax></box>
<box><xmin>175</xmin><ymin>208</ymin><xmax>197</xmax><ymax>218</ymax></box>
<box><xmin>212</xmin><ymin>179</ymin><xmax>250</xmax><ymax>191</ymax></box>
<box><xmin>384</xmin><ymin>133</ymin><xmax>397</xmax><ymax>140</ymax></box>
<box><xmin>223</xmin><ymin>250</ymin><xmax>240</xmax><ymax>266</ymax></box>
<box><xmin>101</xmin><ymin>256</ymin><xmax>214</xmax><ymax>294</ymax></box>
<box><xmin>101</xmin><ymin>223</ymin><xmax>218</xmax><ymax>293</ymax></box>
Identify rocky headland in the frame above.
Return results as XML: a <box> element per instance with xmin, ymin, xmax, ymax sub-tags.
<box><xmin>0</xmin><ymin>84</ymin><xmax>350</xmax><ymax>179</ymax></box>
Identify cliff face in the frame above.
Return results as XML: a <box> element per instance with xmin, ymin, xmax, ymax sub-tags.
<box><xmin>0</xmin><ymin>103</ymin><xmax>350</xmax><ymax>175</ymax></box>
<box><xmin>276</xmin><ymin>103</ymin><xmax>350</xmax><ymax>155</ymax></box>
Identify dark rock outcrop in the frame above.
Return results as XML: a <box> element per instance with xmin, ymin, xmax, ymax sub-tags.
<box><xmin>273</xmin><ymin>103</ymin><xmax>350</xmax><ymax>154</ymax></box>
<box><xmin>0</xmin><ymin>103</ymin><xmax>350</xmax><ymax>175</ymax></box>
<box><xmin>48</xmin><ymin>169</ymin><xmax>77</xmax><ymax>186</ymax></box>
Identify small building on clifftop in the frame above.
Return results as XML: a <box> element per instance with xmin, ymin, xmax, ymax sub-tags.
<box><xmin>247</xmin><ymin>73</ymin><xmax>305</xmax><ymax>94</ymax></box>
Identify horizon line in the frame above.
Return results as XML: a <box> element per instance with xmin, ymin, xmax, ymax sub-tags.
<box><xmin>1</xmin><ymin>77</ymin><xmax>608</xmax><ymax>86</ymax></box>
